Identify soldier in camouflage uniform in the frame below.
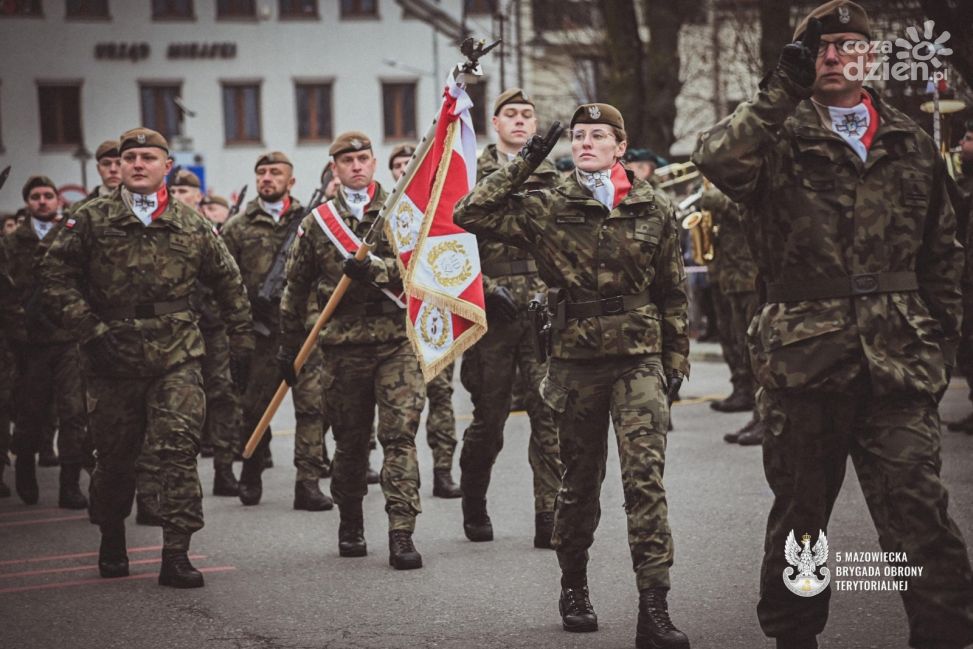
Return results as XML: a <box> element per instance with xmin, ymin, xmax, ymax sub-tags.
<box><xmin>4</xmin><ymin>176</ymin><xmax>89</xmax><ymax>509</ymax></box>
<box><xmin>459</xmin><ymin>89</ymin><xmax>563</xmax><ymax>547</ymax></box>
<box><xmin>290</xmin><ymin>289</ymin><xmax>331</xmax><ymax>487</ymax></box>
<box><xmin>222</xmin><ymin>151</ymin><xmax>333</xmax><ymax>511</ymax></box>
<box><xmin>389</xmin><ymin>143</ymin><xmax>460</xmax><ymax>498</ymax></box>
<box><xmin>692</xmin><ymin>3</ymin><xmax>973</xmax><ymax>647</ymax></box>
<box><xmin>280</xmin><ymin>131</ymin><xmax>425</xmax><ymax>570</ymax></box>
<box><xmin>81</xmin><ymin>140</ymin><xmax>122</xmax><ymax>205</ymax></box>
<box><xmin>0</xmin><ymin>243</ymin><xmax>15</xmax><ymax>498</ymax></box>
<box><xmin>456</xmin><ymin>103</ymin><xmax>691</xmax><ymax>649</ymax></box>
<box><xmin>40</xmin><ymin>128</ymin><xmax>254</xmax><ymax>588</ymax></box>
<box><xmin>947</xmin><ymin>122</ymin><xmax>973</xmax><ymax>433</ymax></box>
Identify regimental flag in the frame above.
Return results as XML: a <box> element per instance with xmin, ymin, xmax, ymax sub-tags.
<box><xmin>385</xmin><ymin>74</ymin><xmax>487</xmax><ymax>381</ymax></box>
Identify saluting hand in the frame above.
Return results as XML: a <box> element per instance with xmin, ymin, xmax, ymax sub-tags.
<box><xmin>778</xmin><ymin>17</ymin><xmax>822</xmax><ymax>91</ymax></box>
<box><xmin>521</xmin><ymin>121</ymin><xmax>565</xmax><ymax>170</ymax></box>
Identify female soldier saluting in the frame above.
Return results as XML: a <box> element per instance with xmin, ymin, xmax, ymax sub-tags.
<box><xmin>454</xmin><ymin>104</ymin><xmax>691</xmax><ymax>649</ymax></box>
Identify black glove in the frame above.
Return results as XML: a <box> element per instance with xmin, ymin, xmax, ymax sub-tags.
<box><xmin>342</xmin><ymin>256</ymin><xmax>372</xmax><ymax>282</ymax></box>
<box><xmin>86</xmin><ymin>330</ymin><xmax>123</xmax><ymax>373</ymax></box>
<box><xmin>778</xmin><ymin>17</ymin><xmax>822</xmax><ymax>91</ymax></box>
<box><xmin>485</xmin><ymin>286</ymin><xmax>519</xmax><ymax>322</ymax></box>
<box><xmin>666</xmin><ymin>372</ymin><xmax>684</xmax><ymax>407</ymax></box>
<box><xmin>520</xmin><ymin>121</ymin><xmax>565</xmax><ymax>169</ymax></box>
<box><xmin>276</xmin><ymin>345</ymin><xmax>299</xmax><ymax>387</ymax></box>
<box><xmin>229</xmin><ymin>353</ymin><xmax>252</xmax><ymax>391</ymax></box>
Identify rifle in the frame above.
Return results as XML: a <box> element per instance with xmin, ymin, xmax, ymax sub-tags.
<box><xmin>0</xmin><ymin>166</ymin><xmax>10</xmax><ymax>193</ymax></box>
<box><xmin>251</xmin><ymin>166</ymin><xmax>333</xmax><ymax>337</ymax></box>
<box><xmin>228</xmin><ymin>184</ymin><xmax>247</xmax><ymax>220</ymax></box>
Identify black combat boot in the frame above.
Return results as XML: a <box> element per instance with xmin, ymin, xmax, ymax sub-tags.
<box><xmin>0</xmin><ymin>462</ymin><xmax>11</xmax><ymax>498</ymax></box>
<box><xmin>263</xmin><ymin>446</ymin><xmax>274</xmax><ymax>469</ymax></box>
<box><xmin>636</xmin><ymin>587</ymin><xmax>690</xmax><ymax>649</ymax></box>
<box><xmin>338</xmin><ymin>502</ymin><xmax>367</xmax><ymax>557</ymax></box>
<box><xmin>736</xmin><ymin>420</ymin><xmax>766</xmax><ymax>446</ymax></box>
<box><xmin>462</xmin><ymin>496</ymin><xmax>493</xmax><ymax>542</ymax></box>
<box><xmin>212</xmin><ymin>462</ymin><xmax>239</xmax><ymax>497</ymax></box>
<box><xmin>776</xmin><ymin>637</ymin><xmax>817</xmax><ymax>649</ymax></box>
<box><xmin>58</xmin><ymin>463</ymin><xmax>88</xmax><ymax>509</ymax></box>
<box><xmin>199</xmin><ymin>443</ymin><xmax>214</xmax><ymax>458</ymax></box>
<box><xmin>294</xmin><ymin>479</ymin><xmax>334</xmax><ymax>511</ymax></box>
<box><xmin>14</xmin><ymin>453</ymin><xmax>39</xmax><ymax>505</ymax></box>
<box><xmin>723</xmin><ymin>417</ymin><xmax>757</xmax><ymax>443</ymax></box>
<box><xmin>710</xmin><ymin>387</ymin><xmax>755</xmax><ymax>413</ymax></box>
<box><xmin>559</xmin><ymin>580</ymin><xmax>598</xmax><ymax>632</ymax></box>
<box><xmin>158</xmin><ymin>549</ymin><xmax>204</xmax><ymax>588</ymax></box>
<box><xmin>135</xmin><ymin>495</ymin><xmax>163</xmax><ymax>526</ymax></box>
<box><xmin>947</xmin><ymin>412</ymin><xmax>973</xmax><ymax>433</ymax></box>
<box><xmin>534</xmin><ymin>511</ymin><xmax>555</xmax><ymax>549</ymax></box>
<box><xmin>98</xmin><ymin>524</ymin><xmax>129</xmax><ymax>578</ymax></box>
<box><xmin>432</xmin><ymin>468</ymin><xmax>461</xmax><ymax>498</ymax></box>
<box><xmin>388</xmin><ymin>530</ymin><xmax>423</xmax><ymax>570</ymax></box>
<box><xmin>38</xmin><ymin>443</ymin><xmax>59</xmax><ymax>467</ymax></box>
<box><xmin>238</xmin><ymin>455</ymin><xmax>263</xmax><ymax>506</ymax></box>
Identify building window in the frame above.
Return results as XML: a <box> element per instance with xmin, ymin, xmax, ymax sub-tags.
<box><xmin>0</xmin><ymin>0</ymin><xmax>42</xmax><ymax>16</ymax></box>
<box><xmin>66</xmin><ymin>0</ymin><xmax>110</xmax><ymax>18</ymax></box>
<box><xmin>382</xmin><ymin>82</ymin><xmax>416</xmax><ymax>140</ymax></box>
<box><xmin>222</xmin><ymin>83</ymin><xmax>261</xmax><ymax>144</ymax></box>
<box><xmin>340</xmin><ymin>0</ymin><xmax>376</xmax><ymax>18</ymax></box>
<box><xmin>466</xmin><ymin>81</ymin><xmax>487</xmax><ymax>136</ymax></box>
<box><xmin>217</xmin><ymin>0</ymin><xmax>255</xmax><ymax>18</ymax></box>
<box><xmin>152</xmin><ymin>0</ymin><xmax>193</xmax><ymax>19</ymax></box>
<box><xmin>279</xmin><ymin>0</ymin><xmax>317</xmax><ymax>18</ymax></box>
<box><xmin>295</xmin><ymin>83</ymin><xmax>333</xmax><ymax>142</ymax></box>
<box><xmin>38</xmin><ymin>83</ymin><xmax>83</xmax><ymax>148</ymax></box>
<box><xmin>140</xmin><ymin>83</ymin><xmax>182</xmax><ymax>140</ymax></box>
<box><xmin>531</xmin><ymin>0</ymin><xmax>597</xmax><ymax>32</ymax></box>
<box><xmin>464</xmin><ymin>0</ymin><xmax>493</xmax><ymax>15</ymax></box>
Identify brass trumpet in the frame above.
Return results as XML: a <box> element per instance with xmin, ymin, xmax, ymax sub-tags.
<box><xmin>655</xmin><ymin>161</ymin><xmax>700</xmax><ymax>190</ymax></box>
<box><xmin>682</xmin><ymin>209</ymin><xmax>715</xmax><ymax>266</ymax></box>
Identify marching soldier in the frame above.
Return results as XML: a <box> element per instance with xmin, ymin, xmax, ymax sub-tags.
<box><xmin>169</xmin><ymin>169</ymin><xmax>203</xmax><ymax>210</ymax></box>
<box><xmin>455</xmin><ymin>103</ymin><xmax>691</xmax><ymax>648</ymax></box>
<box><xmin>40</xmin><ymin>128</ymin><xmax>254</xmax><ymax>588</ymax></box>
<box><xmin>0</xmin><ymin>243</ymin><xmax>15</xmax><ymax>497</ymax></box>
<box><xmin>4</xmin><ymin>176</ymin><xmax>89</xmax><ymax>508</ymax></box>
<box><xmin>199</xmin><ymin>195</ymin><xmax>231</xmax><ymax>228</ymax></box>
<box><xmin>692</xmin><ymin>2</ymin><xmax>973</xmax><ymax>647</ymax></box>
<box><xmin>388</xmin><ymin>143</ymin><xmax>461</xmax><ymax>498</ymax></box>
<box><xmin>279</xmin><ymin>131</ymin><xmax>425</xmax><ymax>569</ymax></box>
<box><xmin>459</xmin><ymin>88</ymin><xmax>563</xmax><ymax>547</ymax></box>
<box><xmin>221</xmin><ymin>151</ymin><xmax>333</xmax><ymax>509</ymax></box>
<box><xmin>948</xmin><ymin>122</ymin><xmax>973</xmax><ymax>433</ymax></box>
<box><xmin>83</xmin><ymin>140</ymin><xmax>122</xmax><ymax>204</ymax></box>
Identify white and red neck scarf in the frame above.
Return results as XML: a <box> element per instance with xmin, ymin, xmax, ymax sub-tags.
<box><xmin>124</xmin><ymin>185</ymin><xmax>169</xmax><ymax>226</ymax></box>
<box><xmin>818</xmin><ymin>92</ymin><xmax>879</xmax><ymax>162</ymax></box>
<box><xmin>341</xmin><ymin>183</ymin><xmax>376</xmax><ymax>221</ymax></box>
<box><xmin>30</xmin><ymin>216</ymin><xmax>57</xmax><ymax>240</ymax></box>
<box><xmin>259</xmin><ymin>195</ymin><xmax>291</xmax><ymax>224</ymax></box>
<box><xmin>576</xmin><ymin>162</ymin><xmax>632</xmax><ymax>209</ymax></box>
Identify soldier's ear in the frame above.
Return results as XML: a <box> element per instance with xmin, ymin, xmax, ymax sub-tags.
<box><xmin>164</xmin><ymin>157</ymin><xmax>174</xmax><ymax>174</ymax></box>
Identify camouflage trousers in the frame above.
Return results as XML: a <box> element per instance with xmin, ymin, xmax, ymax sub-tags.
<box><xmin>715</xmin><ymin>287</ymin><xmax>758</xmax><ymax>396</ymax></box>
<box><xmin>11</xmin><ymin>342</ymin><xmax>90</xmax><ymax>466</ymax></box>
<box><xmin>88</xmin><ymin>361</ymin><xmax>205</xmax><ymax>551</ymax></box>
<box><xmin>758</xmin><ymin>385</ymin><xmax>973</xmax><ymax>647</ymax></box>
<box><xmin>292</xmin><ymin>344</ymin><xmax>330</xmax><ymax>481</ymax></box>
<box><xmin>425</xmin><ymin>363</ymin><xmax>457</xmax><ymax>471</ymax></box>
<box><xmin>460</xmin><ymin>314</ymin><xmax>561</xmax><ymax>513</ymax></box>
<box><xmin>199</xmin><ymin>325</ymin><xmax>242</xmax><ymax>467</ymax></box>
<box><xmin>956</xmin><ymin>292</ymin><xmax>973</xmax><ymax>401</ymax></box>
<box><xmin>0</xmin><ymin>338</ymin><xmax>13</xmax><ymax>464</ymax></box>
<box><xmin>323</xmin><ymin>341</ymin><xmax>425</xmax><ymax>531</ymax></box>
<box><xmin>541</xmin><ymin>354</ymin><xmax>672</xmax><ymax>591</ymax></box>
<box><xmin>239</xmin><ymin>333</ymin><xmax>282</xmax><ymax>461</ymax></box>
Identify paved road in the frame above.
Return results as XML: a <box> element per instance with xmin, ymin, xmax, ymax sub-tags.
<box><xmin>3</xmin><ymin>350</ymin><xmax>972</xmax><ymax>649</ymax></box>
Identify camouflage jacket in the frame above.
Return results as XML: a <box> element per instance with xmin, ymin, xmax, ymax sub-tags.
<box><xmin>39</xmin><ymin>190</ymin><xmax>254</xmax><ymax>377</ymax></box>
<box><xmin>476</xmin><ymin>145</ymin><xmax>559</xmax><ymax>307</ymax></box>
<box><xmin>3</xmin><ymin>219</ymin><xmax>77</xmax><ymax>344</ymax></box>
<box><xmin>692</xmin><ymin>70</ymin><xmax>962</xmax><ymax>396</ymax></box>
<box><xmin>455</xmin><ymin>157</ymin><xmax>690</xmax><ymax>375</ymax></box>
<box><xmin>280</xmin><ymin>183</ymin><xmax>406</xmax><ymax>348</ymax></box>
<box><xmin>699</xmin><ymin>187</ymin><xmax>758</xmax><ymax>294</ymax></box>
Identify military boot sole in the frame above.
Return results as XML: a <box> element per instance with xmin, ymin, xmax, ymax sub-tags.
<box><xmin>158</xmin><ymin>570</ymin><xmax>205</xmax><ymax>589</ymax></box>
<box><xmin>389</xmin><ymin>552</ymin><xmax>423</xmax><ymax>570</ymax></box>
<box><xmin>99</xmin><ymin>559</ymin><xmax>130</xmax><ymax>579</ymax></box>
<box><xmin>559</xmin><ymin>600</ymin><xmax>598</xmax><ymax>633</ymax></box>
<box><xmin>736</xmin><ymin>431</ymin><xmax>764</xmax><ymax>446</ymax></box>
<box><xmin>339</xmin><ymin>542</ymin><xmax>367</xmax><ymax>557</ymax></box>
<box><xmin>463</xmin><ymin>523</ymin><xmax>494</xmax><ymax>542</ymax></box>
<box><xmin>58</xmin><ymin>492</ymin><xmax>89</xmax><ymax>509</ymax></box>
<box><xmin>710</xmin><ymin>399</ymin><xmax>755</xmax><ymax>413</ymax></box>
<box><xmin>212</xmin><ymin>482</ymin><xmax>239</xmax><ymax>497</ymax></box>
<box><xmin>238</xmin><ymin>484</ymin><xmax>263</xmax><ymax>506</ymax></box>
<box><xmin>433</xmin><ymin>485</ymin><xmax>462</xmax><ymax>499</ymax></box>
<box><xmin>293</xmin><ymin>496</ymin><xmax>335</xmax><ymax>511</ymax></box>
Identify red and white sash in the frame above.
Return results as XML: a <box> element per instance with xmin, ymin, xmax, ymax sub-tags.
<box><xmin>312</xmin><ymin>200</ymin><xmax>406</xmax><ymax>308</ymax></box>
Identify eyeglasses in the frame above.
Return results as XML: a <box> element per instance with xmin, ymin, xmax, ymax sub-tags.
<box><xmin>570</xmin><ymin>129</ymin><xmax>616</xmax><ymax>143</ymax></box>
<box><xmin>816</xmin><ymin>39</ymin><xmax>867</xmax><ymax>58</ymax></box>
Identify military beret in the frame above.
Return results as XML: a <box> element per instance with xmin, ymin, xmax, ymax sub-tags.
<box><xmin>118</xmin><ymin>127</ymin><xmax>169</xmax><ymax>155</ymax></box>
<box><xmin>200</xmin><ymin>195</ymin><xmax>229</xmax><ymax>208</ymax></box>
<box><xmin>254</xmin><ymin>151</ymin><xmax>293</xmax><ymax>171</ymax></box>
<box><xmin>964</xmin><ymin>120</ymin><xmax>973</xmax><ymax>134</ymax></box>
<box><xmin>330</xmin><ymin>132</ymin><xmax>372</xmax><ymax>157</ymax></box>
<box><xmin>793</xmin><ymin>0</ymin><xmax>870</xmax><ymax>42</ymax></box>
<box><xmin>22</xmin><ymin>175</ymin><xmax>57</xmax><ymax>202</ymax></box>
<box><xmin>493</xmin><ymin>88</ymin><xmax>534</xmax><ymax>116</ymax></box>
<box><xmin>171</xmin><ymin>169</ymin><xmax>201</xmax><ymax>188</ymax></box>
<box><xmin>95</xmin><ymin>139</ymin><xmax>120</xmax><ymax>161</ymax></box>
<box><xmin>554</xmin><ymin>156</ymin><xmax>575</xmax><ymax>172</ymax></box>
<box><xmin>625</xmin><ymin>148</ymin><xmax>657</xmax><ymax>163</ymax></box>
<box><xmin>388</xmin><ymin>143</ymin><xmax>416</xmax><ymax>169</ymax></box>
<box><xmin>570</xmin><ymin>103</ymin><xmax>625</xmax><ymax>132</ymax></box>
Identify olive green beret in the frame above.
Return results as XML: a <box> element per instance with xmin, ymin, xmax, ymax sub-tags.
<box><xmin>95</xmin><ymin>140</ymin><xmax>120</xmax><ymax>161</ymax></box>
<box><xmin>570</xmin><ymin>103</ymin><xmax>625</xmax><ymax>132</ymax></box>
<box><xmin>171</xmin><ymin>169</ymin><xmax>201</xmax><ymax>188</ymax></box>
<box><xmin>22</xmin><ymin>175</ymin><xmax>57</xmax><ymax>201</ymax></box>
<box><xmin>493</xmin><ymin>88</ymin><xmax>534</xmax><ymax>116</ymax></box>
<box><xmin>200</xmin><ymin>195</ymin><xmax>229</xmax><ymax>208</ymax></box>
<box><xmin>329</xmin><ymin>131</ymin><xmax>372</xmax><ymax>157</ymax></box>
<box><xmin>388</xmin><ymin>143</ymin><xmax>416</xmax><ymax>169</ymax></box>
<box><xmin>793</xmin><ymin>0</ymin><xmax>870</xmax><ymax>41</ymax></box>
<box><xmin>118</xmin><ymin>127</ymin><xmax>169</xmax><ymax>155</ymax></box>
<box><xmin>254</xmin><ymin>151</ymin><xmax>293</xmax><ymax>171</ymax></box>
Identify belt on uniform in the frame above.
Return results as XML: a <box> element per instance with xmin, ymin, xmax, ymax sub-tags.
<box><xmin>100</xmin><ymin>297</ymin><xmax>191</xmax><ymax>320</ymax></box>
<box><xmin>562</xmin><ymin>289</ymin><xmax>654</xmax><ymax>319</ymax></box>
<box><xmin>481</xmin><ymin>259</ymin><xmax>537</xmax><ymax>277</ymax></box>
<box><xmin>339</xmin><ymin>301</ymin><xmax>403</xmax><ymax>317</ymax></box>
<box><xmin>765</xmin><ymin>272</ymin><xmax>918</xmax><ymax>303</ymax></box>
